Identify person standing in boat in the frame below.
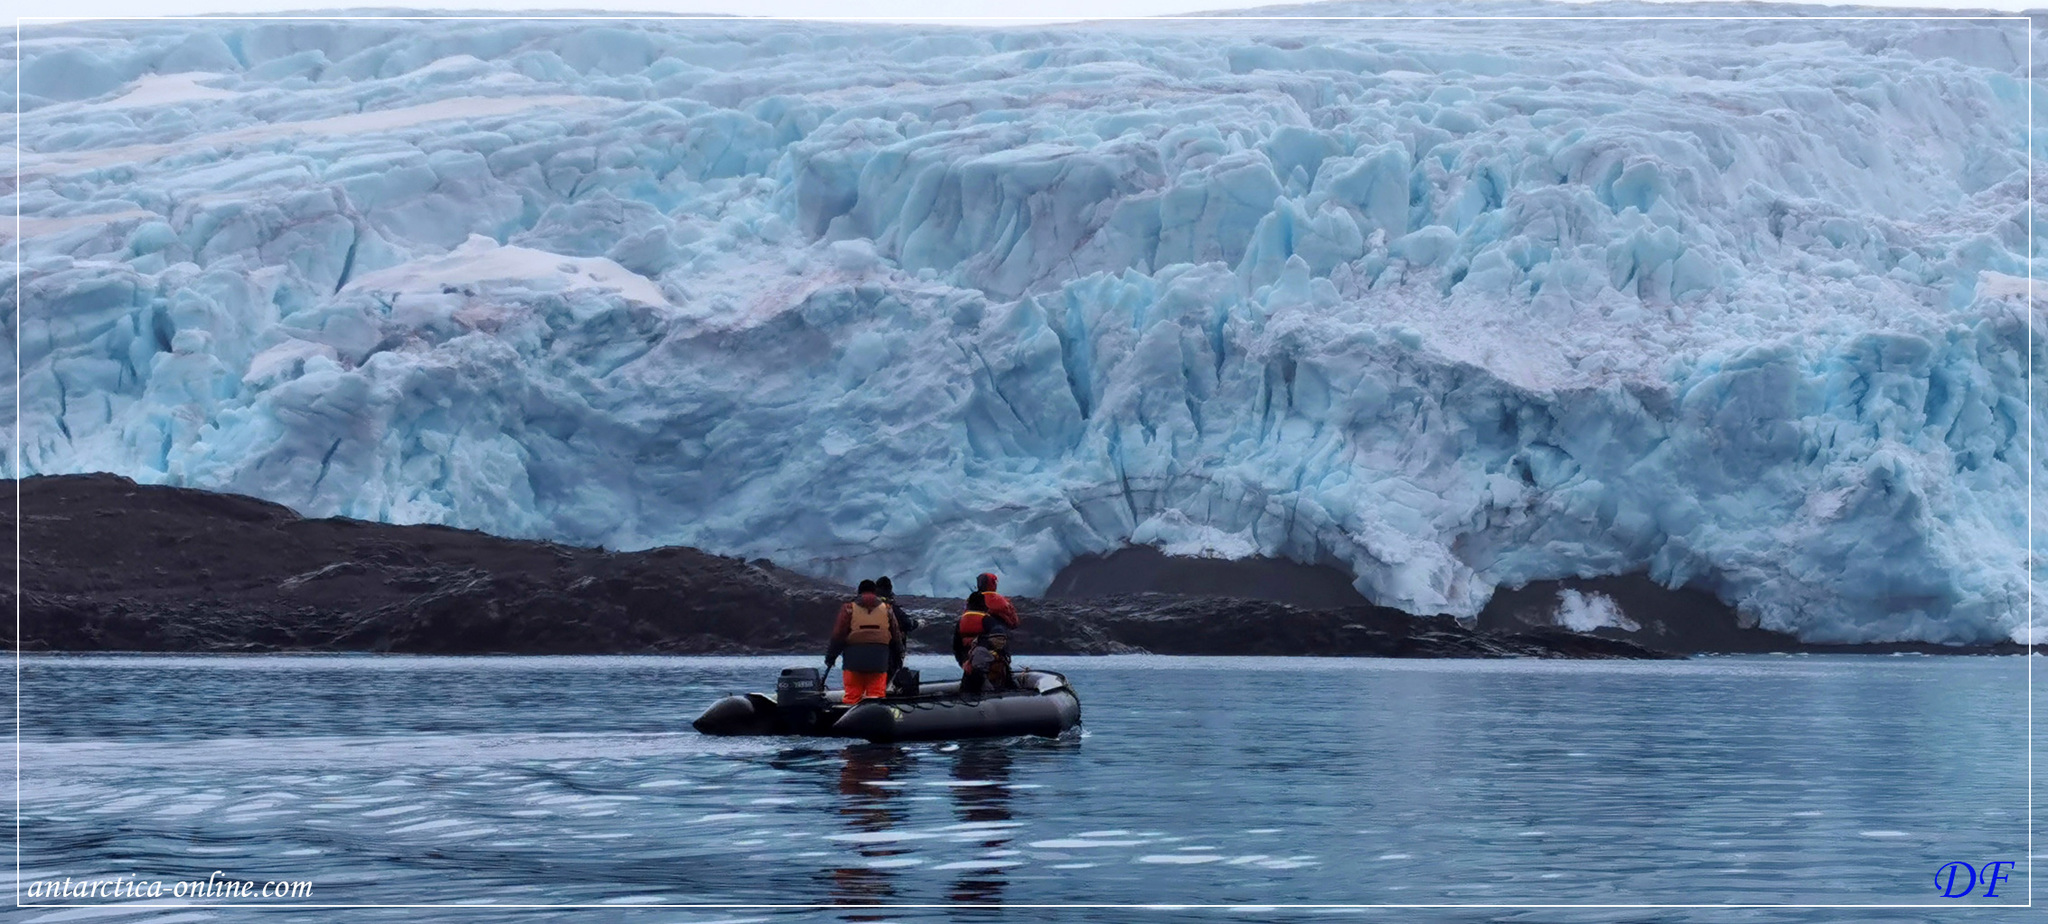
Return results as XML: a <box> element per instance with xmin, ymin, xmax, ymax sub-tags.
<box><xmin>975</xmin><ymin>573</ymin><xmax>1019</xmax><ymax>632</ymax></box>
<box><xmin>953</xmin><ymin>591</ymin><xmax>995</xmax><ymax>669</ymax></box>
<box><xmin>826</xmin><ymin>579</ymin><xmax>904</xmax><ymax>704</ymax></box>
<box><xmin>874</xmin><ymin>576</ymin><xmax>913</xmax><ymax>678</ymax></box>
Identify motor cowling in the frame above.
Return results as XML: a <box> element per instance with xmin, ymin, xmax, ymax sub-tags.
<box><xmin>776</xmin><ymin>667</ymin><xmax>828</xmax><ymax>732</ymax></box>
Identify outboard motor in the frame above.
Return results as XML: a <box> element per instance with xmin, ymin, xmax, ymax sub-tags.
<box><xmin>775</xmin><ymin>667</ymin><xmax>828</xmax><ymax>733</ymax></box>
<box><xmin>890</xmin><ymin>667</ymin><xmax>920</xmax><ymax>697</ymax></box>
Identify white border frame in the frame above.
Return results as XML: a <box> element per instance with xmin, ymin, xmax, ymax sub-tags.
<box><xmin>8</xmin><ymin>9</ymin><xmax>2036</xmax><ymax>912</ymax></box>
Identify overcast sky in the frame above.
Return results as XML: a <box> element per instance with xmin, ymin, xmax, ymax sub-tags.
<box><xmin>15</xmin><ymin>0</ymin><xmax>2041</xmax><ymax>25</ymax></box>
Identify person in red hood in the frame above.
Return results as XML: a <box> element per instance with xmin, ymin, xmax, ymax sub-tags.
<box><xmin>826</xmin><ymin>579</ymin><xmax>904</xmax><ymax>704</ymax></box>
<box><xmin>975</xmin><ymin>572</ymin><xmax>1018</xmax><ymax>630</ymax></box>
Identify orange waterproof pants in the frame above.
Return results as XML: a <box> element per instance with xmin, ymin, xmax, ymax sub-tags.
<box><xmin>842</xmin><ymin>670</ymin><xmax>888</xmax><ymax>703</ymax></box>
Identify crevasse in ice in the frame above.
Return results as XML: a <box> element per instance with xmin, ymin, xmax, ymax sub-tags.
<box><xmin>5</xmin><ymin>4</ymin><xmax>2041</xmax><ymax>643</ymax></box>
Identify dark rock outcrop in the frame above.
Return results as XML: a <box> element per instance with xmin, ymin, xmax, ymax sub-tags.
<box><xmin>8</xmin><ymin>473</ymin><xmax>837</xmax><ymax>654</ymax></box>
<box><xmin>986</xmin><ymin>594</ymin><xmax>1667</xmax><ymax>659</ymax></box>
<box><xmin>1477</xmin><ymin>574</ymin><xmax>1777</xmax><ymax>654</ymax></box>
<box><xmin>1476</xmin><ymin>574</ymin><xmax>2043</xmax><ymax>656</ymax></box>
<box><xmin>1051</xmin><ymin>544</ymin><xmax>2042</xmax><ymax>657</ymax></box>
<box><xmin>5</xmin><ymin>473</ymin><xmax>1674</xmax><ymax>659</ymax></box>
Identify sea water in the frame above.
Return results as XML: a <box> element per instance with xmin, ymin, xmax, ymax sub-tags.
<box><xmin>9</xmin><ymin>654</ymin><xmax>2038</xmax><ymax>921</ymax></box>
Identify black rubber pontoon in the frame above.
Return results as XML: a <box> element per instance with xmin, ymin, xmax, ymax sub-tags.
<box><xmin>692</xmin><ymin>668</ymin><xmax>1080</xmax><ymax>743</ymax></box>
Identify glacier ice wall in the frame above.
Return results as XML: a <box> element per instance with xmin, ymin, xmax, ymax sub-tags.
<box><xmin>4</xmin><ymin>3</ymin><xmax>2042</xmax><ymax>643</ymax></box>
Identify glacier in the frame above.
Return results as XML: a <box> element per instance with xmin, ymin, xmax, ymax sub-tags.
<box><xmin>4</xmin><ymin>3</ymin><xmax>2042</xmax><ymax>644</ymax></box>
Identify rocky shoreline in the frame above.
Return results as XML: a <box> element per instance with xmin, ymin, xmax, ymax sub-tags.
<box><xmin>8</xmin><ymin>474</ymin><xmax>1680</xmax><ymax>659</ymax></box>
<box><xmin>9</xmin><ymin>474</ymin><xmax>2035</xmax><ymax>659</ymax></box>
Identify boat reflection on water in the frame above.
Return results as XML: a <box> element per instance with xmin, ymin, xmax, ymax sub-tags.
<box><xmin>947</xmin><ymin>742</ymin><xmax>1014</xmax><ymax>905</ymax></box>
<box><xmin>829</xmin><ymin>743</ymin><xmax>909</xmax><ymax>918</ymax></box>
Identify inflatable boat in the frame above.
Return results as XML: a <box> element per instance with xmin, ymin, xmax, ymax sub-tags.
<box><xmin>692</xmin><ymin>666</ymin><xmax>1081</xmax><ymax>743</ymax></box>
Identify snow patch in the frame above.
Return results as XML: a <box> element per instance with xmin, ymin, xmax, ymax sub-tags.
<box><xmin>1134</xmin><ymin>511</ymin><xmax>1260</xmax><ymax>561</ymax></box>
<box><xmin>98</xmin><ymin>72</ymin><xmax>239</xmax><ymax>109</ymax></box>
<box><xmin>345</xmin><ymin>235</ymin><xmax>670</xmax><ymax>309</ymax></box>
<box><xmin>1977</xmin><ymin>271</ymin><xmax>2032</xmax><ymax>301</ymax></box>
<box><xmin>1553</xmin><ymin>590</ymin><xmax>1641</xmax><ymax>634</ymax></box>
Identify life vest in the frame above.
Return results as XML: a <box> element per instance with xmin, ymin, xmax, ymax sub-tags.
<box><xmin>847</xmin><ymin>601</ymin><xmax>893</xmax><ymax>645</ymax></box>
<box><xmin>982</xmin><ymin>591</ymin><xmax>1018</xmax><ymax>628</ymax></box>
<box><xmin>955</xmin><ymin>609</ymin><xmax>990</xmax><ymax>647</ymax></box>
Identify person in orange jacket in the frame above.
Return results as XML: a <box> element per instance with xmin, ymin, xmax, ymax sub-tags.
<box><xmin>975</xmin><ymin>572</ymin><xmax>1019</xmax><ymax>630</ymax></box>
<box><xmin>826</xmin><ymin>579</ymin><xmax>904</xmax><ymax>704</ymax></box>
<box><xmin>953</xmin><ymin>591</ymin><xmax>994</xmax><ymax>669</ymax></box>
